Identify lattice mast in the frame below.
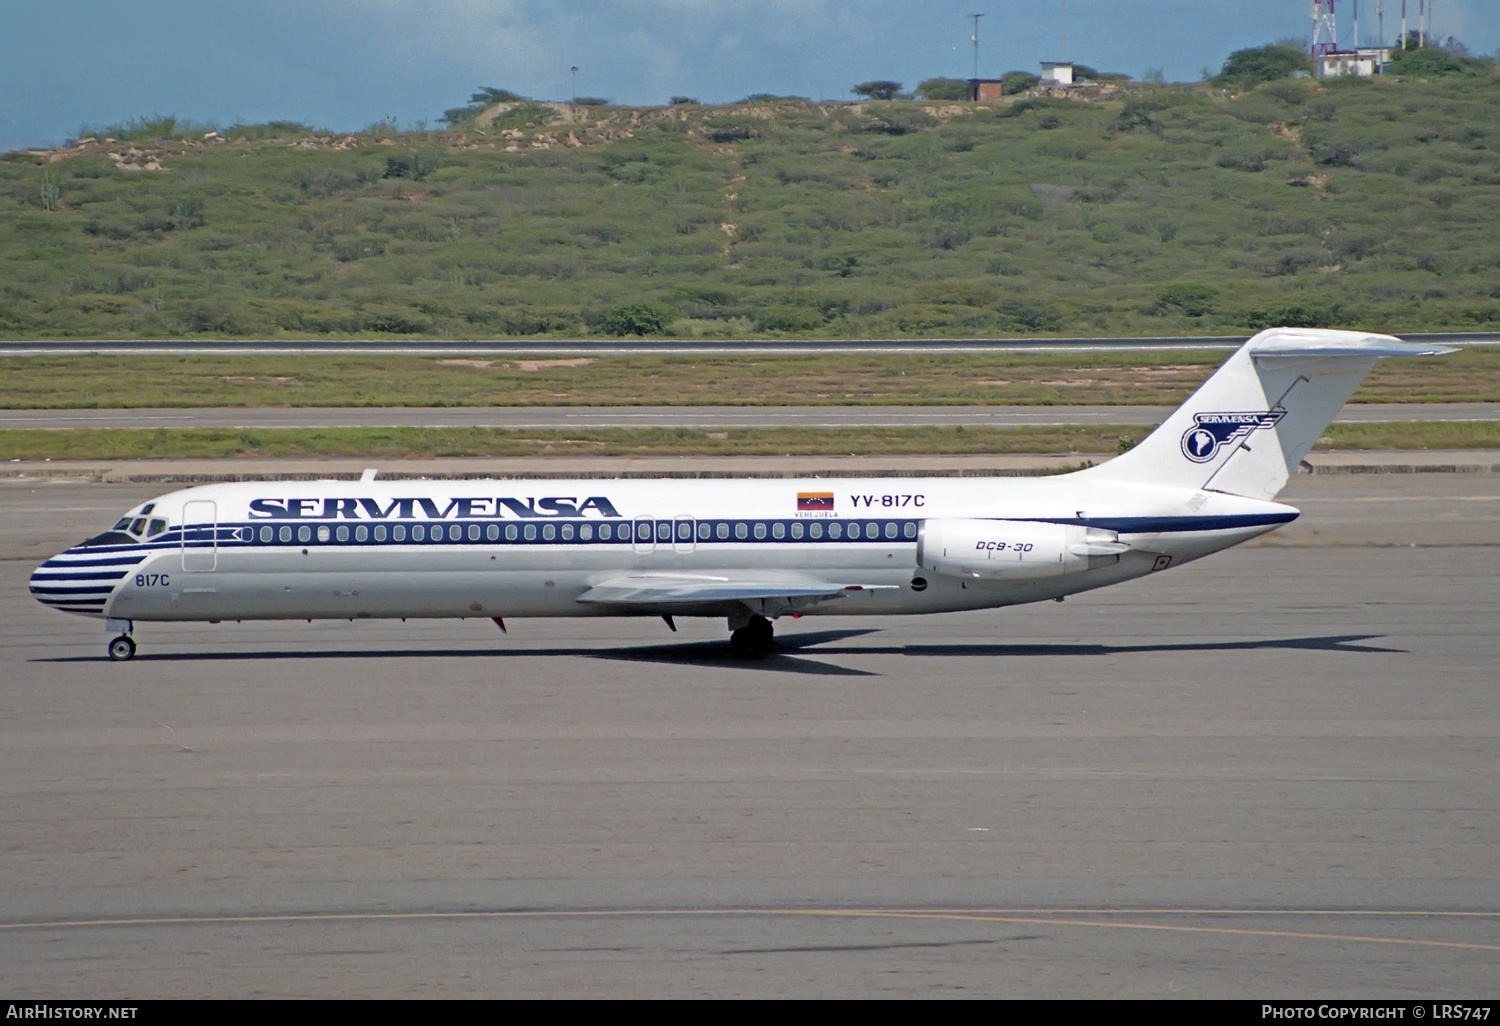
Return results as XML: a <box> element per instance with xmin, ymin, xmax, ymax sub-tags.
<box><xmin>1312</xmin><ymin>0</ymin><xmax>1338</xmax><ymax>58</ymax></box>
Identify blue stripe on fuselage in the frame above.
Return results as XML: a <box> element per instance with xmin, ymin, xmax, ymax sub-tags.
<box><xmin>1035</xmin><ymin>512</ymin><xmax>1297</xmax><ymax>533</ymax></box>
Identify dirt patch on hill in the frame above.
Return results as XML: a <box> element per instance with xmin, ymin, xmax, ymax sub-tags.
<box><xmin>511</xmin><ymin>358</ymin><xmax>595</xmax><ymax>372</ymax></box>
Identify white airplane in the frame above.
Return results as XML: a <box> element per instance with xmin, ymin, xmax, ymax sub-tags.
<box><xmin>31</xmin><ymin>327</ymin><xmax>1452</xmax><ymax>661</ymax></box>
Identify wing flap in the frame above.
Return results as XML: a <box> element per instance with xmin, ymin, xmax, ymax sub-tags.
<box><xmin>576</xmin><ymin>570</ymin><xmax>847</xmax><ymax>607</ymax></box>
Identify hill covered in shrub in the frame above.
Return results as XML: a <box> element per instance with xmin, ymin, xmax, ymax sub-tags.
<box><xmin>2</xmin><ymin>73</ymin><xmax>1497</xmax><ymax>339</ymax></box>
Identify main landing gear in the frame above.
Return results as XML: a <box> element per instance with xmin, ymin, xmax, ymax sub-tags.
<box><xmin>728</xmin><ymin>614</ymin><xmax>774</xmax><ymax>660</ymax></box>
<box><xmin>106</xmin><ymin>619</ymin><xmax>136</xmax><ymax>661</ymax></box>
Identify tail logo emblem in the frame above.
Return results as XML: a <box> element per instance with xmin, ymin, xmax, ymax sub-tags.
<box><xmin>1180</xmin><ymin>411</ymin><xmax>1286</xmax><ymax>463</ymax></box>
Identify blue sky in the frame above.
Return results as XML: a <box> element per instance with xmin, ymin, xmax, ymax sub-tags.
<box><xmin>3</xmin><ymin>1</ymin><xmax>1497</xmax><ymax>151</ymax></box>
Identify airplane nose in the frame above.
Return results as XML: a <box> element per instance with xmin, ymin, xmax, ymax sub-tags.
<box><xmin>29</xmin><ymin>547</ymin><xmax>143</xmax><ymax>618</ymax></box>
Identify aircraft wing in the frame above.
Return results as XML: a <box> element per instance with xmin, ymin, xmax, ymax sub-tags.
<box><xmin>576</xmin><ymin>570</ymin><xmax>851</xmax><ymax>608</ymax></box>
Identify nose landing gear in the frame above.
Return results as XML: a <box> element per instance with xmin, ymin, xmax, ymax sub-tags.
<box><xmin>106</xmin><ymin>619</ymin><xmax>136</xmax><ymax>661</ymax></box>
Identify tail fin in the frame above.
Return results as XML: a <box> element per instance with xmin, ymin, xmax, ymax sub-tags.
<box><xmin>1080</xmin><ymin>327</ymin><xmax>1455</xmax><ymax>500</ymax></box>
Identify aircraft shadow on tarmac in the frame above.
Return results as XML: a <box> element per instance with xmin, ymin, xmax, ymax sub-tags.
<box><xmin>38</xmin><ymin>630</ymin><xmax>1403</xmax><ymax>674</ymax></box>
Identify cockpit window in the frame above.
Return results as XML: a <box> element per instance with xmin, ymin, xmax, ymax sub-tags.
<box><xmin>88</xmin><ymin>509</ymin><xmax>163</xmax><ymax>547</ymax></box>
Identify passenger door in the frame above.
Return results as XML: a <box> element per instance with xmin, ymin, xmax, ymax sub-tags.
<box><xmin>180</xmin><ymin>499</ymin><xmax>218</xmax><ymax>571</ymax></box>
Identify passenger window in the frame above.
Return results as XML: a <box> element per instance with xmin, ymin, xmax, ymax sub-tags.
<box><xmin>356</xmin><ymin>525</ymin><xmax>368</xmax><ymax>542</ymax></box>
<box><xmin>809</xmin><ymin>522</ymin><xmax>822</xmax><ymax>539</ymax></box>
<box><xmin>392</xmin><ymin>525</ymin><xmax>406</xmax><ymax>542</ymax></box>
<box><xmin>698</xmin><ymin>522</ymin><xmax>711</xmax><ymax>541</ymax></box>
<box><xmin>884</xmin><ymin>522</ymin><xmax>897</xmax><ymax>539</ymax></box>
<box><xmin>829</xmin><ymin>522</ymin><xmax>842</xmax><ymax>539</ymax></box>
<box><xmin>279</xmin><ymin>526</ymin><xmax>293</xmax><ymax>543</ymax></box>
<box><xmin>580</xmin><ymin>524</ymin><xmax>593</xmax><ymax>541</ymax></box>
<box><xmin>298</xmin><ymin>526</ymin><xmax>311</xmax><ymax>543</ymax></box>
<box><xmin>562</xmin><ymin>523</ymin><xmax>574</xmax><ymax>541</ymax></box>
<box><xmin>317</xmin><ymin>525</ymin><xmax>331</xmax><ymax>543</ymax></box>
<box><xmin>771</xmin><ymin>523</ymin><xmax>785</xmax><ymax>540</ymax></box>
<box><xmin>524</xmin><ymin>524</ymin><xmax>536</xmax><ymax>541</ymax></box>
<box><xmin>374</xmin><ymin>525</ymin><xmax>387</xmax><ymax>542</ymax></box>
<box><xmin>542</xmin><ymin>524</ymin><xmax>556</xmax><ymax>541</ymax></box>
<box><xmin>903</xmin><ymin>522</ymin><xmax>917</xmax><ymax>539</ymax></box>
<box><xmin>716</xmin><ymin>522</ymin><xmax>729</xmax><ymax>540</ymax></box>
<box><xmin>412</xmin><ymin>525</ymin><xmax>426</xmax><ymax>542</ymax></box>
<box><xmin>336</xmin><ymin>526</ymin><xmax>349</xmax><ymax>542</ymax></box>
<box><xmin>753</xmin><ymin>523</ymin><xmax>767</xmax><ymax>540</ymax></box>
<box><xmin>506</xmin><ymin>524</ymin><xmax>518</xmax><ymax>541</ymax></box>
<box><xmin>790</xmin><ymin>522</ymin><xmax>803</xmax><ymax>539</ymax></box>
<box><xmin>735</xmin><ymin>522</ymin><xmax>748</xmax><ymax>540</ymax></box>
<box><xmin>598</xmin><ymin>523</ymin><xmax>612</xmax><ymax>541</ymax></box>
<box><xmin>486</xmin><ymin>524</ymin><xmax>499</xmax><ymax>541</ymax></box>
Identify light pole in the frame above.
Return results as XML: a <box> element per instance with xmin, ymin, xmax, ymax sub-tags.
<box><xmin>571</xmin><ymin>66</ymin><xmax>579</xmax><ymax>104</ymax></box>
<box><xmin>969</xmin><ymin>13</ymin><xmax>983</xmax><ymax>80</ymax></box>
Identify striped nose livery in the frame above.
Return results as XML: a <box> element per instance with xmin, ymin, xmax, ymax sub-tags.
<box><xmin>29</xmin><ymin>550</ymin><xmax>146</xmax><ymax>618</ymax></box>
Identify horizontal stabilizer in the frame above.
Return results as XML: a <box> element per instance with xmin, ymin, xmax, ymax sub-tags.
<box><xmin>1248</xmin><ymin>329</ymin><xmax>1457</xmax><ymax>360</ymax></box>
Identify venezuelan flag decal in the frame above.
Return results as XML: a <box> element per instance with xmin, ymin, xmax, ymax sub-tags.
<box><xmin>797</xmin><ymin>492</ymin><xmax>835</xmax><ymax>512</ymax></box>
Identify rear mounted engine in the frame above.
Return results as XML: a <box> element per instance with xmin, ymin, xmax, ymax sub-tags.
<box><xmin>917</xmin><ymin>519</ymin><xmax>1130</xmax><ymax>580</ymax></box>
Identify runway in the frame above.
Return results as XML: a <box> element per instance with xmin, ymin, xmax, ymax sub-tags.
<box><xmin>4</xmin><ymin>402</ymin><xmax>1497</xmax><ymax>431</ymax></box>
<box><xmin>1</xmin><ymin>470</ymin><xmax>1496</xmax><ymax>997</ymax></box>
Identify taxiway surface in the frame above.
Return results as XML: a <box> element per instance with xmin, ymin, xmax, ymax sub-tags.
<box><xmin>1</xmin><ymin>469</ymin><xmax>1496</xmax><ymax>997</ymax></box>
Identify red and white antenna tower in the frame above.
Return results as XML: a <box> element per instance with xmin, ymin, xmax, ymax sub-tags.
<box><xmin>1312</xmin><ymin>0</ymin><xmax>1338</xmax><ymax>57</ymax></box>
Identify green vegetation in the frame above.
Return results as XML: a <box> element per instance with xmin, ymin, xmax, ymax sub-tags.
<box><xmin>1069</xmin><ymin>65</ymin><xmax>1131</xmax><ymax>84</ymax></box>
<box><xmin>1</xmin><ymin>74</ymin><xmax>1498</xmax><ymax>341</ymax></box>
<box><xmin>443</xmin><ymin>87</ymin><xmax>530</xmax><ymax>126</ymax></box>
<box><xmin>2</xmin><ymin>421</ymin><xmax>1494</xmax><ymax>462</ymax></box>
<box><xmin>1388</xmin><ymin>47</ymin><xmax>1494</xmax><ymax>78</ymax></box>
<box><xmin>74</xmin><ymin>114</ymin><xmax>219</xmax><ymax>143</ymax></box>
<box><xmin>1217</xmin><ymin>42</ymin><xmax>1313</xmax><ymax>85</ymax></box>
<box><xmin>853</xmin><ymin>81</ymin><xmax>903</xmax><ymax>101</ymax></box>
<box><xmin>592</xmin><ymin>303</ymin><xmax>675</xmax><ymax>337</ymax></box>
<box><xmin>1001</xmin><ymin>71</ymin><xmax>1041</xmax><ymax>93</ymax></box>
<box><xmin>916</xmin><ymin>78</ymin><xmax>970</xmax><ymax>101</ymax></box>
